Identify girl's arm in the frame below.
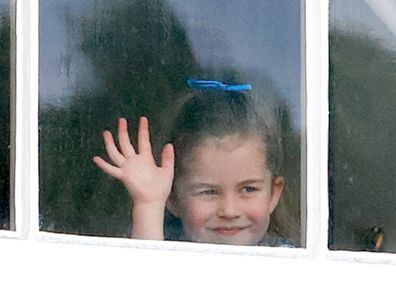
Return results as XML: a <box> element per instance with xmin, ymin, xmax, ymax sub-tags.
<box><xmin>93</xmin><ymin>117</ymin><xmax>174</xmax><ymax>240</ymax></box>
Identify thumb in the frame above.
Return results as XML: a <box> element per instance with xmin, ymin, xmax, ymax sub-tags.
<box><xmin>161</xmin><ymin>143</ymin><xmax>174</xmax><ymax>172</ymax></box>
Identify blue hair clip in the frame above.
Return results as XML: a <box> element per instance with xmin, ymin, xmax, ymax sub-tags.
<box><xmin>187</xmin><ymin>79</ymin><xmax>252</xmax><ymax>91</ymax></box>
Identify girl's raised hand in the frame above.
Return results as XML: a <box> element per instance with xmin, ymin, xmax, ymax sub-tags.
<box><xmin>93</xmin><ymin>116</ymin><xmax>174</xmax><ymax>212</ymax></box>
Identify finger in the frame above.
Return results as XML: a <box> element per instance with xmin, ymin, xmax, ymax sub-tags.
<box><xmin>138</xmin><ymin>116</ymin><xmax>152</xmax><ymax>154</ymax></box>
<box><xmin>93</xmin><ymin>156</ymin><xmax>122</xmax><ymax>179</ymax></box>
<box><xmin>118</xmin><ymin>118</ymin><xmax>136</xmax><ymax>157</ymax></box>
<box><xmin>161</xmin><ymin>143</ymin><xmax>174</xmax><ymax>172</ymax></box>
<box><xmin>103</xmin><ymin>130</ymin><xmax>125</xmax><ymax>166</ymax></box>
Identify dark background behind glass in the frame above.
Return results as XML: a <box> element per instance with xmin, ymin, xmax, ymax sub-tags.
<box><xmin>329</xmin><ymin>0</ymin><xmax>396</xmax><ymax>252</ymax></box>
<box><xmin>39</xmin><ymin>0</ymin><xmax>303</xmax><ymax>244</ymax></box>
<box><xmin>0</xmin><ymin>0</ymin><xmax>11</xmax><ymax>230</ymax></box>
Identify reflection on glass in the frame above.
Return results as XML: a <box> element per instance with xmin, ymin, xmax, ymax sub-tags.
<box><xmin>329</xmin><ymin>0</ymin><xmax>396</xmax><ymax>252</ymax></box>
<box><xmin>0</xmin><ymin>0</ymin><xmax>11</xmax><ymax>230</ymax></box>
<box><xmin>39</xmin><ymin>0</ymin><xmax>304</xmax><ymax>247</ymax></box>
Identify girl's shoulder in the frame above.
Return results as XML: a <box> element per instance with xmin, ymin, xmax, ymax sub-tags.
<box><xmin>258</xmin><ymin>234</ymin><xmax>297</xmax><ymax>248</ymax></box>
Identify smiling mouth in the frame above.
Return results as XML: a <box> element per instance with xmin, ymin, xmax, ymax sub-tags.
<box><xmin>210</xmin><ymin>226</ymin><xmax>250</xmax><ymax>236</ymax></box>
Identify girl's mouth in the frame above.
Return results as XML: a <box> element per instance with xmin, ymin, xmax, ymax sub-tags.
<box><xmin>210</xmin><ymin>226</ymin><xmax>249</xmax><ymax>236</ymax></box>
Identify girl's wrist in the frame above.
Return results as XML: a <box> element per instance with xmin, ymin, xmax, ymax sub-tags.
<box><xmin>126</xmin><ymin>187</ymin><xmax>169</xmax><ymax>206</ymax></box>
<box><xmin>131</xmin><ymin>202</ymin><xmax>166</xmax><ymax>240</ymax></box>
<box><xmin>132</xmin><ymin>198</ymin><xmax>167</xmax><ymax>211</ymax></box>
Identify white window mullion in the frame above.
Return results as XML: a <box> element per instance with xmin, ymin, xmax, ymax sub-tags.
<box><xmin>14</xmin><ymin>0</ymin><xmax>39</xmax><ymax>238</ymax></box>
<box><xmin>305</xmin><ymin>0</ymin><xmax>329</xmax><ymax>255</ymax></box>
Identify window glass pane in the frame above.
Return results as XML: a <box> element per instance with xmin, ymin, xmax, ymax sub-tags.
<box><xmin>40</xmin><ymin>0</ymin><xmax>305</xmax><ymax>247</ymax></box>
<box><xmin>329</xmin><ymin>0</ymin><xmax>396</xmax><ymax>252</ymax></box>
<box><xmin>0</xmin><ymin>0</ymin><xmax>11</xmax><ymax>230</ymax></box>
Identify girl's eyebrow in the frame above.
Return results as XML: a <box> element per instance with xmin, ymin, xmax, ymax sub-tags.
<box><xmin>188</xmin><ymin>183</ymin><xmax>217</xmax><ymax>190</ymax></box>
<box><xmin>188</xmin><ymin>180</ymin><xmax>265</xmax><ymax>190</ymax></box>
<box><xmin>237</xmin><ymin>179</ymin><xmax>266</xmax><ymax>187</ymax></box>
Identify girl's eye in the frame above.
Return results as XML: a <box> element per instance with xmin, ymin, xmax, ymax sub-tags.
<box><xmin>196</xmin><ymin>189</ymin><xmax>218</xmax><ymax>196</ymax></box>
<box><xmin>242</xmin><ymin>186</ymin><xmax>258</xmax><ymax>193</ymax></box>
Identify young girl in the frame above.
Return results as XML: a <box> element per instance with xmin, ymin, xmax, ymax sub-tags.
<box><xmin>93</xmin><ymin>82</ymin><xmax>291</xmax><ymax>246</ymax></box>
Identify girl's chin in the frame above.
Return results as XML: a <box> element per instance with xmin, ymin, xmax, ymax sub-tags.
<box><xmin>188</xmin><ymin>233</ymin><xmax>260</xmax><ymax>246</ymax></box>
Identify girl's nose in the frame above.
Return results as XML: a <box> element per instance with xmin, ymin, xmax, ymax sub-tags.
<box><xmin>217</xmin><ymin>193</ymin><xmax>241</xmax><ymax>219</ymax></box>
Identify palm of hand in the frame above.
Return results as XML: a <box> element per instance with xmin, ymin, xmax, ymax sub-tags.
<box><xmin>93</xmin><ymin>117</ymin><xmax>174</xmax><ymax>206</ymax></box>
<box><xmin>119</xmin><ymin>147</ymin><xmax>174</xmax><ymax>205</ymax></box>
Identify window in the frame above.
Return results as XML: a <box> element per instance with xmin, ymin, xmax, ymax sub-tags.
<box><xmin>0</xmin><ymin>0</ymin><xmax>13</xmax><ymax>230</ymax></box>
<box><xmin>39</xmin><ymin>0</ymin><xmax>306</xmax><ymax>247</ymax></box>
<box><xmin>2</xmin><ymin>1</ymin><xmax>396</xmax><ymax>296</ymax></box>
<box><xmin>329</xmin><ymin>0</ymin><xmax>396</xmax><ymax>253</ymax></box>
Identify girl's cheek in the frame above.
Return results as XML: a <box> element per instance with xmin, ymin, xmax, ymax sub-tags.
<box><xmin>185</xmin><ymin>200</ymin><xmax>213</xmax><ymax>228</ymax></box>
<box><xmin>246</xmin><ymin>199</ymin><xmax>272</xmax><ymax>221</ymax></box>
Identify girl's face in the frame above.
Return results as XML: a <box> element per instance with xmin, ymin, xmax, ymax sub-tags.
<box><xmin>169</xmin><ymin>135</ymin><xmax>284</xmax><ymax>245</ymax></box>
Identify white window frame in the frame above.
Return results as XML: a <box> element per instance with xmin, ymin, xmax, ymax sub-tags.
<box><xmin>2</xmin><ymin>0</ymin><xmax>396</xmax><ymax>296</ymax></box>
